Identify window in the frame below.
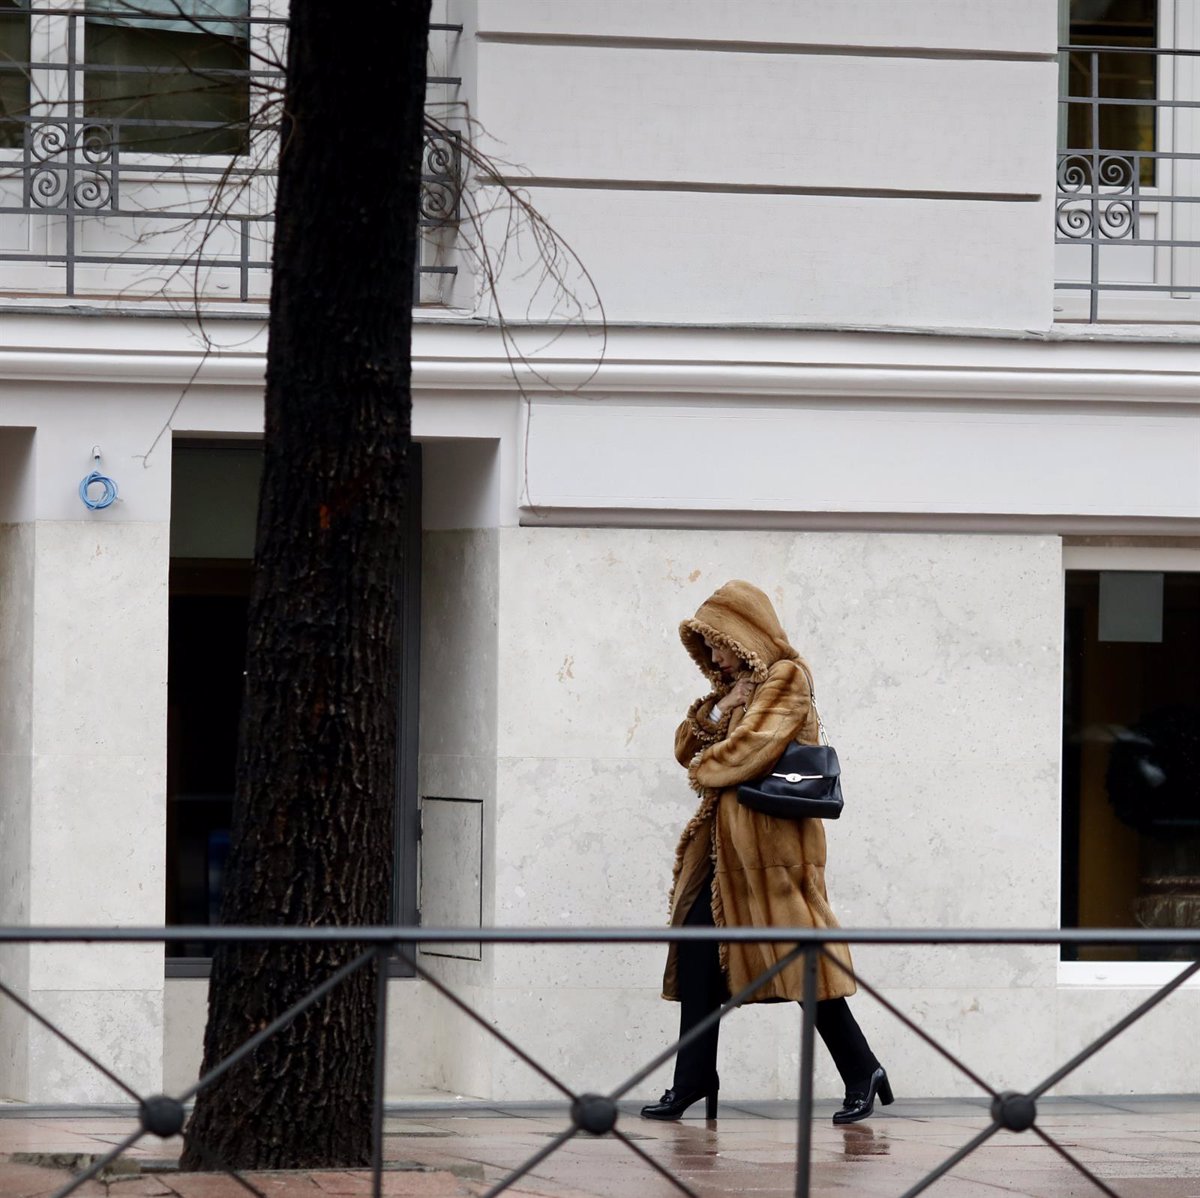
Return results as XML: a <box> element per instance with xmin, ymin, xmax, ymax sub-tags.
<box><xmin>84</xmin><ymin>0</ymin><xmax>251</xmax><ymax>155</ymax></box>
<box><xmin>1054</xmin><ymin>1</ymin><xmax>1200</xmax><ymax>321</ymax></box>
<box><xmin>1062</xmin><ymin>0</ymin><xmax>1157</xmax><ymax>186</ymax></box>
<box><xmin>0</xmin><ymin>1</ymin><xmax>29</xmax><ymax>148</ymax></box>
<box><xmin>166</xmin><ymin>445</ymin><xmax>260</xmax><ymax>959</ymax></box>
<box><xmin>1062</xmin><ymin>568</ymin><xmax>1200</xmax><ymax>962</ymax></box>
<box><xmin>0</xmin><ymin>5</ymin><xmax>459</xmax><ymax>302</ymax></box>
<box><xmin>167</xmin><ymin>444</ymin><xmax>423</xmax><ymax>971</ymax></box>
<box><xmin>166</xmin><ymin>561</ymin><xmax>250</xmax><ymax>957</ymax></box>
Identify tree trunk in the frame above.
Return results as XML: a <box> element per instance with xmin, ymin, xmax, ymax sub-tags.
<box><xmin>181</xmin><ymin>0</ymin><xmax>431</xmax><ymax>1169</ymax></box>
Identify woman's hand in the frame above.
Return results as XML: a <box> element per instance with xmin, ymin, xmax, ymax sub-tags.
<box><xmin>725</xmin><ymin>676</ymin><xmax>755</xmax><ymax>711</ymax></box>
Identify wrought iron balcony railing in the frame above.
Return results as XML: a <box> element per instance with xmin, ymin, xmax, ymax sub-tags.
<box><xmin>0</xmin><ymin>7</ymin><xmax>462</xmax><ymax>305</ymax></box>
<box><xmin>1</xmin><ymin>922</ymin><xmax>1198</xmax><ymax>1198</ymax></box>
<box><xmin>1056</xmin><ymin>41</ymin><xmax>1200</xmax><ymax>321</ymax></box>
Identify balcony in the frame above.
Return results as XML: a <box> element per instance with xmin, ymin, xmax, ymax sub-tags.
<box><xmin>1056</xmin><ymin>36</ymin><xmax>1200</xmax><ymax>323</ymax></box>
<box><xmin>0</xmin><ymin>5</ymin><xmax>462</xmax><ymax>307</ymax></box>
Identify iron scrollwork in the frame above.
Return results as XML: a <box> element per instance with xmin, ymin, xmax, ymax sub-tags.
<box><xmin>420</xmin><ymin>129</ymin><xmax>462</xmax><ymax>224</ymax></box>
<box><xmin>26</xmin><ymin>122</ymin><xmax>116</xmax><ymax>214</ymax></box>
<box><xmin>1055</xmin><ymin>152</ymin><xmax>1138</xmax><ymax>242</ymax></box>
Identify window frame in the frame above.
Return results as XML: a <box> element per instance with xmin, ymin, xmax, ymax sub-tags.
<box><xmin>164</xmin><ymin>440</ymin><xmax>423</xmax><ymax>981</ymax></box>
<box><xmin>1059</xmin><ymin>543</ymin><xmax>1200</xmax><ymax>987</ymax></box>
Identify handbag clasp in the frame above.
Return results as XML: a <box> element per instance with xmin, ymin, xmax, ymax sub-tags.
<box><xmin>772</xmin><ymin>772</ymin><xmax>825</xmax><ymax>783</ymax></box>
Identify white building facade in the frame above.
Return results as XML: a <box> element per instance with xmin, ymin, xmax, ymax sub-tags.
<box><xmin>2</xmin><ymin>0</ymin><xmax>1200</xmax><ymax>1106</ymax></box>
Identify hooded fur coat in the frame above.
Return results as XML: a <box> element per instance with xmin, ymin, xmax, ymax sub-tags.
<box><xmin>662</xmin><ymin>580</ymin><xmax>856</xmax><ymax>1005</ymax></box>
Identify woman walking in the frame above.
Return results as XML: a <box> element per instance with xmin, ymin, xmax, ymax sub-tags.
<box><xmin>641</xmin><ymin>580</ymin><xmax>891</xmax><ymax>1125</ymax></box>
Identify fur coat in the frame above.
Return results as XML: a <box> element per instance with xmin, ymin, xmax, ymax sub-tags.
<box><xmin>662</xmin><ymin>580</ymin><xmax>856</xmax><ymax>1004</ymax></box>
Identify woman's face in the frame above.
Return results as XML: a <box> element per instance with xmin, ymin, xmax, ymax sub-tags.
<box><xmin>706</xmin><ymin>638</ymin><xmax>741</xmax><ymax>676</ymax></box>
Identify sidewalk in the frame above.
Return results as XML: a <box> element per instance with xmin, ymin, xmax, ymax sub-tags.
<box><xmin>3</xmin><ymin>1096</ymin><xmax>1200</xmax><ymax>1197</ymax></box>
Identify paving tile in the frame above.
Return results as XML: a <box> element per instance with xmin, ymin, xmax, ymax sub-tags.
<box><xmin>101</xmin><ymin>1179</ymin><xmax>178</xmax><ymax>1196</ymax></box>
<box><xmin>8</xmin><ymin>1099</ymin><xmax>1200</xmax><ymax>1198</ymax></box>
<box><xmin>303</xmin><ymin>1172</ymin><xmax>474</xmax><ymax>1197</ymax></box>
<box><xmin>0</xmin><ymin>1162</ymin><xmax>108</xmax><ymax>1198</ymax></box>
<box><xmin>162</xmin><ymin>1175</ymin><xmax>315</xmax><ymax>1197</ymax></box>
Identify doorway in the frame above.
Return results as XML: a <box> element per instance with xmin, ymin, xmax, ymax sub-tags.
<box><xmin>166</xmin><ymin>441</ymin><xmax>421</xmax><ymax>968</ymax></box>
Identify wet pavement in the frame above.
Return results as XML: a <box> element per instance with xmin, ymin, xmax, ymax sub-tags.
<box><xmin>2</xmin><ymin>1096</ymin><xmax>1200</xmax><ymax>1196</ymax></box>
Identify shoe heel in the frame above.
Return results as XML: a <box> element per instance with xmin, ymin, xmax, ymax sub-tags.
<box><xmin>878</xmin><ymin>1074</ymin><xmax>894</xmax><ymax>1106</ymax></box>
<box><xmin>705</xmin><ymin>1089</ymin><xmax>718</xmax><ymax>1121</ymax></box>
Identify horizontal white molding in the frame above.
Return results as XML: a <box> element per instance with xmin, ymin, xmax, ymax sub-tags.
<box><xmin>423</xmin><ymin>325</ymin><xmax>1200</xmax><ymax>404</ymax></box>
<box><xmin>2</xmin><ymin>322</ymin><xmax>1200</xmax><ymax>406</ymax></box>
<box><xmin>521</xmin><ymin>396</ymin><xmax>1200</xmax><ymax>523</ymax></box>
<box><xmin>421</xmin><ymin>362</ymin><xmax>1200</xmax><ymax>405</ymax></box>
<box><xmin>1063</xmin><ymin>546</ymin><xmax>1200</xmax><ymax>570</ymax></box>
<box><xmin>520</xmin><ymin>509</ymin><xmax>1200</xmax><ymax>535</ymax></box>
<box><xmin>0</xmin><ymin>347</ymin><xmax>266</xmax><ymax>387</ymax></box>
<box><xmin>5</xmin><ymin>350</ymin><xmax>1200</xmax><ymax>407</ymax></box>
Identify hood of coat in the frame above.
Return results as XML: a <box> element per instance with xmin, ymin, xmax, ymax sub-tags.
<box><xmin>680</xmin><ymin>580</ymin><xmax>801</xmax><ymax>685</ymax></box>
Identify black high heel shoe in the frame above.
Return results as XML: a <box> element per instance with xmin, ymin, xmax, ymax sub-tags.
<box><xmin>832</xmin><ymin>1067</ymin><xmax>893</xmax><ymax>1125</ymax></box>
<box><xmin>640</xmin><ymin>1075</ymin><xmax>719</xmax><ymax>1121</ymax></box>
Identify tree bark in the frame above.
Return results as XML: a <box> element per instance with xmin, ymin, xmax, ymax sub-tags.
<box><xmin>181</xmin><ymin>0</ymin><xmax>431</xmax><ymax>1169</ymax></box>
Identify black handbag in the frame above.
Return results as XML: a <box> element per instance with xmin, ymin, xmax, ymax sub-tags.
<box><xmin>736</xmin><ymin>741</ymin><xmax>843</xmax><ymax>820</ymax></box>
<box><xmin>736</xmin><ymin>677</ymin><xmax>843</xmax><ymax>820</ymax></box>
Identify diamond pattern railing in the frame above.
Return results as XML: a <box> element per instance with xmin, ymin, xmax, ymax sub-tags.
<box><xmin>0</xmin><ymin>924</ymin><xmax>1198</xmax><ymax>1197</ymax></box>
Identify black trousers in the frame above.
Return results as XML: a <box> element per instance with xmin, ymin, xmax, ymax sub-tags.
<box><xmin>674</xmin><ymin>872</ymin><xmax>879</xmax><ymax>1092</ymax></box>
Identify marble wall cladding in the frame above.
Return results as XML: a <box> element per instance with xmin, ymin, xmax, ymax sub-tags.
<box><xmin>485</xmin><ymin>528</ymin><xmax>1073</xmax><ymax>1099</ymax></box>
<box><xmin>383</xmin><ymin>980</ymin><xmax>449</xmax><ymax>1096</ymax></box>
<box><xmin>14</xmin><ymin>520</ymin><xmax>169</xmax><ymax>1098</ymax></box>
<box><xmin>1051</xmin><ymin>984</ymin><xmax>1200</xmax><ymax>1096</ymax></box>
<box><xmin>0</xmin><ymin>523</ymin><xmax>33</xmax><ymax>1100</ymax></box>
<box><xmin>154</xmin><ymin>525</ymin><xmax>1200</xmax><ymax>1102</ymax></box>
<box><xmin>494</xmin><ymin>529</ymin><xmax>1064</xmax><ymax>768</ymax></box>
<box><xmin>27</xmin><ymin>988</ymin><xmax>162</xmax><ymax>1102</ymax></box>
<box><xmin>494</xmin><ymin>528</ymin><xmax>1063</xmax><ymax>925</ymax></box>
<box><xmin>388</xmin><ymin>979</ymin><xmax>497</xmax><ymax>1099</ymax></box>
<box><xmin>0</xmin><ymin>964</ymin><xmax>28</xmax><ymax>1100</ymax></box>
<box><xmin>162</xmin><ymin>978</ymin><xmax>206</xmax><ymax>1096</ymax></box>
<box><xmin>420</xmin><ymin>798</ymin><xmax>483</xmax><ymax>961</ymax></box>
<box><xmin>484</xmin><ymin>984</ymin><xmax>786</xmax><ymax>1102</ymax></box>
<box><xmin>165</xmin><ymin>976</ymin><xmax>483</xmax><ymax>1101</ymax></box>
<box><xmin>420</xmin><ymin>529</ymin><xmax>499</xmax><ymax>760</ymax></box>
<box><xmin>416</xmin><ymin>529</ymin><xmax>501</xmax><ymax>1096</ymax></box>
<box><xmin>29</xmin><ymin>522</ymin><xmax>168</xmax><ymax>939</ymax></box>
<box><xmin>30</xmin><ymin>521</ymin><xmax>169</xmax><ymax>761</ymax></box>
<box><xmin>0</xmin><ymin>523</ymin><xmax>33</xmax><ymax>932</ymax></box>
<box><xmin>0</xmin><ymin>525</ymin><xmax>33</xmax><ymax>928</ymax></box>
<box><xmin>0</xmin><ymin>522</ymin><xmax>34</xmax><ymax>761</ymax></box>
<box><xmin>491</xmin><ymin>755</ymin><xmax>693</xmax><ymax>993</ymax></box>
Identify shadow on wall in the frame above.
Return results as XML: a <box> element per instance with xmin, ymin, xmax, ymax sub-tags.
<box><xmin>0</xmin><ymin>428</ymin><xmax>34</xmax><ymax>523</ymax></box>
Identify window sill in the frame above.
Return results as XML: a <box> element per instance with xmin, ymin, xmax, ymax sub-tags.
<box><xmin>1057</xmin><ymin>960</ymin><xmax>1200</xmax><ymax>987</ymax></box>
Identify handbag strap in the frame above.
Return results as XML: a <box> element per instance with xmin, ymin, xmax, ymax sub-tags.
<box><xmin>798</xmin><ymin>661</ymin><xmax>831</xmax><ymax>747</ymax></box>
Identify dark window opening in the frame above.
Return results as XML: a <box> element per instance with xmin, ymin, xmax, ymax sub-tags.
<box><xmin>1062</xmin><ymin>570</ymin><xmax>1200</xmax><ymax>962</ymax></box>
<box><xmin>166</xmin><ymin>442</ymin><xmax>422</xmax><ymax>973</ymax></box>
<box><xmin>1064</xmin><ymin>0</ymin><xmax>1158</xmax><ymax>187</ymax></box>
<box><xmin>166</xmin><ymin>560</ymin><xmax>251</xmax><ymax>958</ymax></box>
<box><xmin>85</xmin><ymin>1</ymin><xmax>251</xmax><ymax>155</ymax></box>
<box><xmin>0</xmin><ymin>1</ymin><xmax>30</xmax><ymax>149</ymax></box>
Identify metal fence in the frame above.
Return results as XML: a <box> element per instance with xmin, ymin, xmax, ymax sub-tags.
<box><xmin>0</xmin><ymin>7</ymin><xmax>462</xmax><ymax>303</ymax></box>
<box><xmin>1056</xmin><ymin>42</ymin><xmax>1200</xmax><ymax>320</ymax></box>
<box><xmin>1</xmin><ymin>923</ymin><xmax>1198</xmax><ymax>1198</ymax></box>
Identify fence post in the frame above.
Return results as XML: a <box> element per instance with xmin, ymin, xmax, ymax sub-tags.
<box><xmin>794</xmin><ymin>946</ymin><xmax>818</xmax><ymax>1198</ymax></box>
<box><xmin>371</xmin><ymin>948</ymin><xmax>389</xmax><ymax>1198</ymax></box>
